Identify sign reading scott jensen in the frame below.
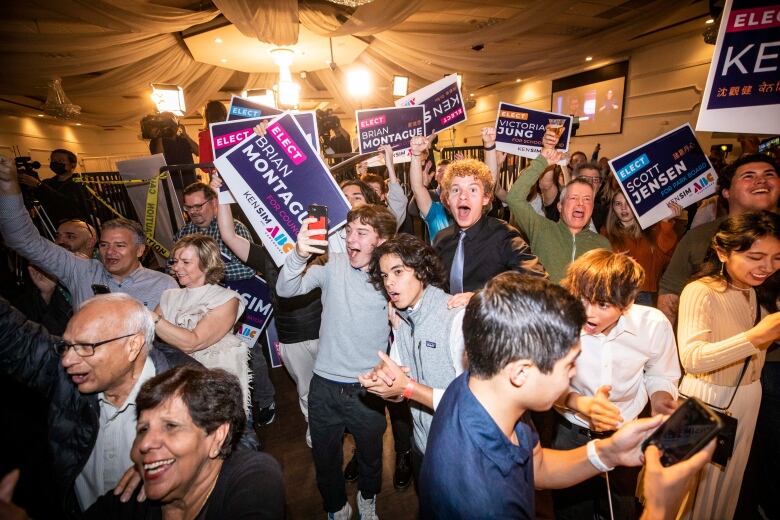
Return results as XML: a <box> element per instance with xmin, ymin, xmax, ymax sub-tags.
<box><xmin>214</xmin><ymin>113</ymin><xmax>351</xmax><ymax>266</ymax></box>
<box><xmin>609</xmin><ymin>124</ymin><xmax>717</xmax><ymax>229</ymax></box>
<box><xmin>224</xmin><ymin>274</ymin><xmax>274</xmax><ymax>348</ymax></box>
<box><xmin>395</xmin><ymin>74</ymin><xmax>467</xmax><ymax>134</ymax></box>
<box><xmin>227</xmin><ymin>95</ymin><xmax>283</xmax><ymax>121</ymax></box>
<box><xmin>494</xmin><ymin>103</ymin><xmax>572</xmax><ymax>159</ymax></box>
<box><xmin>356</xmin><ymin>106</ymin><xmax>425</xmax><ymax>163</ymax></box>
<box><xmin>696</xmin><ymin>0</ymin><xmax>780</xmax><ymax>134</ymax></box>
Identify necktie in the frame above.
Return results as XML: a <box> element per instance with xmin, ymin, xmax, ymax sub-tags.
<box><xmin>449</xmin><ymin>230</ymin><xmax>466</xmax><ymax>294</ymax></box>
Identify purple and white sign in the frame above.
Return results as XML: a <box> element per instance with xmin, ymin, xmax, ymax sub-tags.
<box><xmin>395</xmin><ymin>74</ymin><xmax>467</xmax><ymax>134</ymax></box>
<box><xmin>227</xmin><ymin>95</ymin><xmax>283</xmax><ymax>121</ymax></box>
<box><xmin>214</xmin><ymin>113</ymin><xmax>350</xmax><ymax>265</ymax></box>
<box><xmin>696</xmin><ymin>0</ymin><xmax>780</xmax><ymax>133</ymax></box>
<box><xmin>356</xmin><ymin>106</ymin><xmax>425</xmax><ymax>163</ymax></box>
<box><xmin>609</xmin><ymin>124</ymin><xmax>717</xmax><ymax>229</ymax></box>
<box><xmin>224</xmin><ymin>274</ymin><xmax>274</xmax><ymax>347</ymax></box>
<box><xmin>494</xmin><ymin>103</ymin><xmax>573</xmax><ymax>159</ymax></box>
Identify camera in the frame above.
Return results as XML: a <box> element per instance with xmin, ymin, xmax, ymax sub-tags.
<box><xmin>316</xmin><ymin>109</ymin><xmax>342</xmax><ymax>137</ymax></box>
<box><xmin>15</xmin><ymin>156</ymin><xmax>41</xmax><ymax>178</ymax></box>
<box><xmin>140</xmin><ymin>112</ymin><xmax>179</xmax><ymax>140</ymax></box>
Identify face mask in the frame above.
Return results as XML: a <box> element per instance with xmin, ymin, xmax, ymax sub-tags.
<box><xmin>50</xmin><ymin>161</ymin><xmax>69</xmax><ymax>175</ymax></box>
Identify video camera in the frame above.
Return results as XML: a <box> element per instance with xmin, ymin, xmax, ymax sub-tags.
<box><xmin>140</xmin><ymin>112</ymin><xmax>180</xmax><ymax>140</ymax></box>
<box><xmin>316</xmin><ymin>109</ymin><xmax>342</xmax><ymax>137</ymax></box>
<box><xmin>15</xmin><ymin>156</ymin><xmax>41</xmax><ymax>178</ymax></box>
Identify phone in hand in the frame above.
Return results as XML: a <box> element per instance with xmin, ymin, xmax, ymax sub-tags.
<box><xmin>308</xmin><ymin>204</ymin><xmax>328</xmax><ymax>242</ymax></box>
<box><xmin>91</xmin><ymin>284</ymin><xmax>110</xmax><ymax>295</ymax></box>
<box><xmin>641</xmin><ymin>397</ymin><xmax>723</xmax><ymax>467</ymax></box>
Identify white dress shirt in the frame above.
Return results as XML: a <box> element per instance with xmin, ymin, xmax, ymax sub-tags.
<box><xmin>75</xmin><ymin>356</ymin><xmax>156</xmax><ymax>509</ymax></box>
<box><xmin>560</xmin><ymin>304</ymin><xmax>681</xmax><ymax>429</ymax></box>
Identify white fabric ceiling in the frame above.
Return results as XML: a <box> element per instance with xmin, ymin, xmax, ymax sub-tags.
<box><xmin>0</xmin><ymin>0</ymin><xmax>708</xmax><ymax>127</ymax></box>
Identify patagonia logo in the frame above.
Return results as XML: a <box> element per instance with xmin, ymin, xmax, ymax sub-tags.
<box><xmin>425</xmin><ymin>341</ymin><xmax>437</xmax><ymax>349</ymax></box>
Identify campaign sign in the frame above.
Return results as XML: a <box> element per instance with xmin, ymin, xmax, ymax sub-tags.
<box><xmin>356</xmin><ymin>106</ymin><xmax>425</xmax><ymax>163</ymax></box>
<box><xmin>214</xmin><ymin>113</ymin><xmax>351</xmax><ymax>266</ymax></box>
<box><xmin>697</xmin><ymin>0</ymin><xmax>780</xmax><ymax>134</ymax></box>
<box><xmin>395</xmin><ymin>74</ymin><xmax>467</xmax><ymax>134</ymax></box>
<box><xmin>224</xmin><ymin>274</ymin><xmax>274</xmax><ymax>348</ymax></box>
<box><xmin>211</xmin><ymin>112</ymin><xmax>322</xmax><ymax>203</ymax></box>
<box><xmin>494</xmin><ymin>103</ymin><xmax>573</xmax><ymax>159</ymax></box>
<box><xmin>264</xmin><ymin>319</ymin><xmax>284</xmax><ymax>368</ymax></box>
<box><xmin>227</xmin><ymin>95</ymin><xmax>283</xmax><ymax>121</ymax></box>
<box><xmin>609</xmin><ymin>124</ymin><xmax>717</xmax><ymax>229</ymax></box>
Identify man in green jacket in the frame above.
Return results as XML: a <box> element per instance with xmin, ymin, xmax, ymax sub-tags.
<box><xmin>504</xmin><ymin>131</ymin><xmax>611</xmax><ymax>282</ymax></box>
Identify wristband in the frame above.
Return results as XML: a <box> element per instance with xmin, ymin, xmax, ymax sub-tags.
<box><xmin>483</xmin><ymin>144</ymin><xmax>496</xmax><ymax>150</ymax></box>
<box><xmin>402</xmin><ymin>380</ymin><xmax>416</xmax><ymax>400</ymax></box>
<box><xmin>587</xmin><ymin>439</ymin><xmax>614</xmax><ymax>472</ymax></box>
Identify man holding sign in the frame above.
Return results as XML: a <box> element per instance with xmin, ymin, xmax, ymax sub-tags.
<box><xmin>506</xmin><ymin>129</ymin><xmax>611</xmax><ymax>283</ymax></box>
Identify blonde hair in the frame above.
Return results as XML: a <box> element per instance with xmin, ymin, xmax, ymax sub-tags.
<box><xmin>171</xmin><ymin>235</ymin><xmax>225</xmax><ymax>285</ymax></box>
<box><xmin>440</xmin><ymin>159</ymin><xmax>494</xmax><ymax>211</ymax></box>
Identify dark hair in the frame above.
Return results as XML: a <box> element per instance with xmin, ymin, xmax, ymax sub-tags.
<box><xmin>717</xmin><ymin>153</ymin><xmax>779</xmax><ymax>197</ymax></box>
<box><xmin>360</xmin><ymin>173</ymin><xmax>388</xmax><ymax>194</ymax></box>
<box><xmin>368</xmin><ymin>233</ymin><xmax>446</xmax><ymax>293</ymax></box>
<box><xmin>464</xmin><ymin>273</ymin><xmax>586</xmax><ymax>377</ymax></box>
<box><xmin>570</xmin><ymin>151</ymin><xmax>587</xmax><ymax>163</ymax></box>
<box><xmin>438</xmin><ymin>159</ymin><xmax>451</xmax><ymax>167</ymax></box>
<box><xmin>340</xmin><ymin>179</ymin><xmax>381</xmax><ymax>205</ymax></box>
<box><xmin>346</xmin><ymin>204</ymin><xmax>397</xmax><ymax>239</ymax></box>
<box><xmin>692</xmin><ymin>210</ymin><xmax>780</xmax><ymax>290</ymax></box>
<box><xmin>183</xmin><ymin>182</ymin><xmax>217</xmax><ymax>200</ymax></box>
<box><xmin>51</xmin><ymin>148</ymin><xmax>77</xmax><ymax>165</ymax></box>
<box><xmin>136</xmin><ymin>365</ymin><xmax>245</xmax><ymax>458</ymax></box>
<box><xmin>101</xmin><ymin>218</ymin><xmax>146</xmax><ymax>246</ymax></box>
<box><xmin>561</xmin><ymin>249</ymin><xmax>645</xmax><ymax>308</ymax></box>
<box><xmin>171</xmin><ymin>234</ymin><xmax>225</xmax><ymax>284</ymax></box>
<box><xmin>204</xmin><ymin>100</ymin><xmax>227</xmax><ymax>126</ymax></box>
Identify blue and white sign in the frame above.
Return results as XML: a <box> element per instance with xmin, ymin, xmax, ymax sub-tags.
<box><xmin>395</xmin><ymin>74</ymin><xmax>467</xmax><ymax>134</ymax></box>
<box><xmin>227</xmin><ymin>95</ymin><xmax>283</xmax><ymax>121</ymax></box>
<box><xmin>494</xmin><ymin>102</ymin><xmax>573</xmax><ymax>159</ymax></box>
<box><xmin>356</xmin><ymin>105</ymin><xmax>425</xmax><ymax>163</ymax></box>
<box><xmin>609</xmin><ymin>123</ymin><xmax>718</xmax><ymax>229</ymax></box>
<box><xmin>214</xmin><ymin>113</ymin><xmax>351</xmax><ymax>265</ymax></box>
<box><xmin>224</xmin><ymin>274</ymin><xmax>274</xmax><ymax>347</ymax></box>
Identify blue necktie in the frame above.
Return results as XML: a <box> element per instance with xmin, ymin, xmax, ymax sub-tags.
<box><xmin>449</xmin><ymin>230</ymin><xmax>465</xmax><ymax>294</ymax></box>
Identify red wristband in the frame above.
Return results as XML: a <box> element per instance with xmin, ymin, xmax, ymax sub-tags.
<box><xmin>402</xmin><ymin>380</ymin><xmax>416</xmax><ymax>400</ymax></box>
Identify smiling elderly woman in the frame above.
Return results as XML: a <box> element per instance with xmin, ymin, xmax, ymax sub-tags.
<box><xmin>85</xmin><ymin>365</ymin><xmax>285</xmax><ymax>519</ymax></box>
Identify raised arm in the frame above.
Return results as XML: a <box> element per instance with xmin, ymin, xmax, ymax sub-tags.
<box><xmin>211</xmin><ymin>174</ymin><xmax>250</xmax><ymax>262</ymax></box>
<box><xmin>276</xmin><ymin>218</ymin><xmax>328</xmax><ymax>298</ymax></box>
<box><xmin>409</xmin><ymin>137</ymin><xmax>434</xmax><ymax>217</ymax></box>
<box><xmin>380</xmin><ymin>145</ymin><xmax>407</xmax><ymax>227</ymax></box>
<box><xmin>481</xmin><ymin>127</ymin><xmax>508</xmax><ymax>202</ymax></box>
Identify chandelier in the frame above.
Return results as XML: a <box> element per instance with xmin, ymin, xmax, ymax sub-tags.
<box><xmin>42</xmin><ymin>79</ymin><xmax>81</xmax><ymax>119</ymax></box>
<box><xmin>327</xmin><ymin>0</ymin><xmax>376</xmax><ymax>7</ymax></box>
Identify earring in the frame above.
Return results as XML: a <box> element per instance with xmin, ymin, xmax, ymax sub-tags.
<box><xmin>719</xmin><ymin>262</ymin><xmax>724</xmax><ymax>278</ymax></box>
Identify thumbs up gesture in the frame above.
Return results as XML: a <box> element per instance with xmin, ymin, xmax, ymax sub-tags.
<box><xmin>586</xmin><ymin>385</ymin><xmax>623</xmax><ymax>432</ymax></box>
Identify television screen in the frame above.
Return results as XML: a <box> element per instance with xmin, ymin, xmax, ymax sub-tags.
<box><xmin>552</xmin><ymin>61</ymin><xmax>628</xmax><ymax>137</ymax></box>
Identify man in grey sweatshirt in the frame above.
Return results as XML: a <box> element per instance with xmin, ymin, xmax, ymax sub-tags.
<box><xmin>276</xmin><ymin>204</ymin><xmax>397</xmax><ymax>520</ymax></box>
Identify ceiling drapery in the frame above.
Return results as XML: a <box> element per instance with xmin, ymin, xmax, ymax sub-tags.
<box><xmin>0</xmin><ymin>0</ymin><xmax>703</xmax><ymax>127</ymax></box>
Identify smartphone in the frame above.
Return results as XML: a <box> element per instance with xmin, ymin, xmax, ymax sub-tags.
<box><xmin>91</xmin><ymin>284</ymin><xmax>110</xmax><ymax>295</ymax></box>
<box><xmin>308</xmin><ymin>204</ymin><xmax>328</xmax><ymax>242</ymax></box>
<box><xmin>641</xmin><ymin>397</ymin><xmax>723</xmax><ymax>467</ymax></box>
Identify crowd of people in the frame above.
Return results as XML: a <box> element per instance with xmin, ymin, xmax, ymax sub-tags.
<box><xmin>0</xmin><ymin>109</ymin><xmax>777</xmax><ymax>520</ymax></box>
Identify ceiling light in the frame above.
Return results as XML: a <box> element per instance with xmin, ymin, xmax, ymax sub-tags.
<box><xmin>243</xmin><ymin>89</ymin><xmax>276</xmax><ymax>108</ymax></box>
<box><xmin>215</xmin><ymin>37</ymin><xmax>223</xmax><ymax>44</ymax></box>
<box><xmin>585</xmin><ymin>56</ymin><xmax>593</xmax><ymax>61</ymax></box>
<box><xmin>469</xmin><ymin>93</ymin><xmax>474</xmax><ymax>97</ymax></box>
<box><xmin>270</xmin><ymin>48</ymin><xmax>295</xmax><ymax>68</ymax></box>
<box><xmin>347</xmin><ymin>68</ymin><xmax>371</xmax><ymax>98</ymax></box>
<box><xmin>515</xmin><ymin>78</ymin><xmax>521</xmax><ymax>83</ymax></box>
<box><xmin>393</xmin><ymin>75</ymin><xmax>409</xmax><ymax>97</ymax></box>
<box><xmin>327</xmin><ymin>0</ymin><xmax>376</xmax><ymax>7</ymax></box>
<box><xmin>705</xmin><ymin>18</ymin><xmax>715</xmax><ymax>24</ymax></box>
<box><xmin>76</xmin><ymin>123</ymin><xmax>82</xmax><ymax>126</ymax></box>
<box><xmin>42</xmin><ymin>79</ymin><xmax>81</xmax><ymax>119</ymax></box>
<box><xmin>37</xmin><ymin>114</ymin><xmax>44</xmax><ymax>117</ymax></box>
<box><xmin>277</xmin><ymin>81</ymin><xmax>300</xmax><ymax>107</ymax></box>
<box><xmin>220</xmin><ymin>58</ymin><xmax>227</xmax><ymax>63</ymax></box>
<box><xmin>151</xmin><ymin>84</ymin><xmax>186</xmax><ymax>115</ymax></box>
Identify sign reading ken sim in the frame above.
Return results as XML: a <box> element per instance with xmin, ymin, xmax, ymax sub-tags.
<box><xmin>395</xmin><ymin>74</ymin><xmax>467</xmax><ymax>134</ymax></box>
<box><xmin>609</xmin><ymin>124</ymin><xmax>718</xmax><ymax>229</ymax></box>
<box><xmin>696</xmin><ymin>0</ymin><xmax>780</xmax><ymax>134</ymax></box>
<box><xmin>214</xmin><ymin>113</ymin><xmax>350</xmax><ymax>266</ymax></box>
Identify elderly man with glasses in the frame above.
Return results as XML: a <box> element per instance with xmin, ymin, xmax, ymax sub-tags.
<box><xmin>0</xmin><ymin>293</ymin><xmax>198</xmax><ymax>516</ymax></box>
<box><xmin>173</xmin><ymin>182</ymin><xmax>255</xmax><ymax>281</ymax></box>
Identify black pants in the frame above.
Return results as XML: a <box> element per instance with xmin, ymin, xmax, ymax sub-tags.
<box><xmin>309</xmin><ymin>374</ymin><xmax>387</xmax><ymax>513</ymax></box>
<box><xmin>387</xmin><ymin>399</ymin><xmax>412</xmax><ymax>454</ymax></box>
<box><xmin>551</xmin><ymin>415</ymin><xmax>640</xmax><ymax>520</ymax></box>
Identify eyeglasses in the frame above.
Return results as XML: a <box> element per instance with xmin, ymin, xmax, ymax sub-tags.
<box><xmin>182</xmin><ymin>199</ymin><xmax>213</xmax><ymax>213</ymax></box>
<box><xmin>579</xmin><ymin>175</ymin><xmax>602</xmax><ymax>186</ymax></box>
<box><xmin>53</xmin><ymin>332</ymin><xmax>138</xmax><ymax>357</ymax></box>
